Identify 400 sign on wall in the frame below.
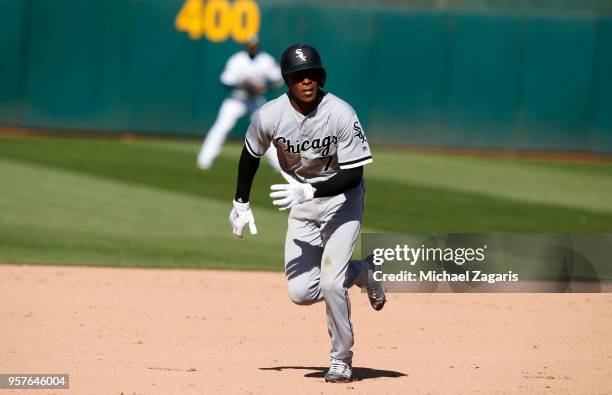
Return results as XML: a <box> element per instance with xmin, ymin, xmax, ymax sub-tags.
<box><xmin>175</xmin><ymin>0</ymin><xmax>260</xmax><ymax>42</ymax></box>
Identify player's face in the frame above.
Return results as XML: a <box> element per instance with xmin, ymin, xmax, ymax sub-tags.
<box><xmin>246</xmin><ymin>42</ymin><xmax>259</xmax><ymax>56</ymax></box>
<box><xmin>286</xmin><ymin>69</ymin><xmax>324</xmax><ymax>104</ymax></box>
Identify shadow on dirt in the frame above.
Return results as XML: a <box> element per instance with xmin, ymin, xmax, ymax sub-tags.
<box><xmin>259</xmin><ymin>366</ymin><xmax>407</xmax><ymax>381</ymax></box>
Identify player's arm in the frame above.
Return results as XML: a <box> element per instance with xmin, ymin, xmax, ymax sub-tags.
<box><xmin>229</xmin><ymin>147</ymin><xmax>259</xmax><ymax>239</ymax></box>
<box><xmin>312</xmin><ymin>166</ymin><xmax>362</xmax><ymax>198</ymax></box>
<box><xmin>220</xmin><ymin>56</ymin><xmax>240</xmax><ymax>88</ymax></box>
<box><xmin>269</xmin><ymin>167</ymin><xmax>362</xmax><ymax>210</ymax></box>
<box><xmin>269</xmin><ymin>110</ymin><xmax>371</xmax><ymax>210</ymax></box>
<box><xmin>229</xmin><ymin>112</ymin><xmax>270</xmax><ymax>238</ymax></box>
<box><xmin>234</xmin><ymin>146</ymin><xmax>260</xmax><ymax>203</ymax></box>
<box><xmin>221</xmin><ymin>56</ymin><xmax>258</xmax><ymax>93</ymax></box>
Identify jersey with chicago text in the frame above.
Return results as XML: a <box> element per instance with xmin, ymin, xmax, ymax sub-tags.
<box><xmin>245</xmin><ymin>92</ymin><xmax>372</xmax><ymax>183</ymax></box>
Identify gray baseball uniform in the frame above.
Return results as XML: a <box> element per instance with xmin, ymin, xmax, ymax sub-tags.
<box><xmin>245</xmin><ymin>92</ymin><xmax>372</xmax><ymax>364</ymax></box>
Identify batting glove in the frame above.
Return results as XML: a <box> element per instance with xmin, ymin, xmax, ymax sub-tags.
<box><xmin>269</xmin><ymin>172</ymin><xmax>315</xmax><ymax>211</ymax></box>
<box><xmin>229</xmin><ymin>200</ymin><xmax>257</xmax><ymax>239</ymax></box>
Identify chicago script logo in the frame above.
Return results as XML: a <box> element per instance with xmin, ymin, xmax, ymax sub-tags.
<box><xmin>275</xmin><ymin>135</ymin><xmax>338</xmax><ymax>156</ymax></box>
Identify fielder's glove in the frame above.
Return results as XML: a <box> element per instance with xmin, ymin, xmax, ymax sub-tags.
<box><xmin>240</xmin><ymin>76</ymin><xmax>267</xmax><ymax>97</ymax></box>
<box><xmin>269</xmin><ymin>172</ymin><xmax>315</xmax><ymax>211</ymax></box>
<box><xmin>229</xmin><ymin>200</ymin><xmax>257</xmax><ymax>239</ymax></box>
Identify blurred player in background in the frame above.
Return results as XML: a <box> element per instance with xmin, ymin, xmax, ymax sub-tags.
<box><xmin>197</xmin><ymin>35</ymin><xmax>283</xmax><ymax>171</ymax></box>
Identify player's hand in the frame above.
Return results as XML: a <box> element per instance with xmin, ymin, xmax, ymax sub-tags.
<box><xmin>243</xmin><ymin>84</ymin><xmax>267</xmax><ymax>97</ymax></box>
<box><xmin>241</xmin><ymin>77</ymin><xmax>267</xmax><ymax>97</ymax></box>
<box><xmin>269</xmin><ymin>172</ymin><xmax>315</xmax><ymax>211</ymax></box>
<box><xmin>229</xmin><ymin>200</ymin><xmax>257</xmax><ymax>239</ymax></box>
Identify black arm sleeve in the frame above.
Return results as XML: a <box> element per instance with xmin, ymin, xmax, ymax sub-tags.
<box><xmin>234</xmin><ymin>145</ymin><xmax>260</xmax><ymax>203</ymax></box>
<box><xmin>312</xmin><ymin>166</ymin><xmax>363</xmax><ymax>198</ymax></box>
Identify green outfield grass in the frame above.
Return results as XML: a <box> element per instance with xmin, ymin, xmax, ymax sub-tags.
<box><xmin>1</xmin><ymin>135</ymin><xmax>611</xmax><ymax>270</ymax></box>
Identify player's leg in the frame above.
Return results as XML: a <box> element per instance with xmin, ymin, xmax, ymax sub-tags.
<box><xmin>284</xmin><ymin>201</ymin><xmax>324</xmax><ymax>305</ymax></box>
<box><xmin>317</xmin><ymin>184</ymin><xmax>366</xmax><ymax>367</ymax></box>
<box><xmin>329</xmin><ymin>187</ymin><xmax>385</xmax><ymax>310</ymax></box>
<box><xmin>346</xmin><ymin>254</ymin><xmax>386</xmax><ymax>311</ymax></box>
<box><xmin>197</xmin><ymin>98</ymin><xmax>247</xmax><ymax>169</ymax></box>
<box><xmin>319</xmin><ymin>222</ymin><xmax>361</xmax><ymax>366</ymax></box>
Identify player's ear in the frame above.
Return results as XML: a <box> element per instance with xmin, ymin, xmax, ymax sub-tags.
<box><xmin>320</xmin><ymin>69</ymin><xmax>326</xmax><ymax>88</ymax></box>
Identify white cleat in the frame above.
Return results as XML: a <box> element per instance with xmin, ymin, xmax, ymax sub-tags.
<box><xmin>324</xmin><ymin>358</ymin><xmax>352</xmax><ymax>383</ymax></box>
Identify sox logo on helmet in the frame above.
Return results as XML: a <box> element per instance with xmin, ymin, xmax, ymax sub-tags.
<box><xmin>295</xmin><ymin>49</ymin><xmax>307</xmax><ymax>62</ymax></box>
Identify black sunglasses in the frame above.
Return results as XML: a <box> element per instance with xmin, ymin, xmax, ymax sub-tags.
<box><xmin>289</xmin><ymin>68</ymin><xmax>324</xmax><ymax>82</ymax></box>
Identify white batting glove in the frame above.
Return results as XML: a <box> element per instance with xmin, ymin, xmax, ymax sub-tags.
<box><xmin>229</xmin><ymin>200</ymin><xmax>257</xmax><ymax>239</ymax></box>
<box><xmin>269</xmin><ymin>172</ymin><xmax>315</xmax><ymax>211</ymax></box>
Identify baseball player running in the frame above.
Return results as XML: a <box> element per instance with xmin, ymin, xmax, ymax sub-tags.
<box><xmin>229</xmin><ymin>44</ymin><xmax>386</xmax><ymax>383</ymax></box>
<box><xmin>197</xmin><ymin>36</ymin><xmax>283</xmax><ymax>171</ymax></box>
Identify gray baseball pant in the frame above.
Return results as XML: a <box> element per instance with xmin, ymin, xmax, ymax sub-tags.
<box><xmin>284</xmin><ymin>181</ymin><xmax>367</xmax><ymax>364</ymax></box>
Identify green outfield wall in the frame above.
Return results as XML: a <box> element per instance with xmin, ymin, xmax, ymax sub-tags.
<box><xmin>1</xmin><ymin>0</ymin><xmax>611</xmax><ymax>153</ymax></box>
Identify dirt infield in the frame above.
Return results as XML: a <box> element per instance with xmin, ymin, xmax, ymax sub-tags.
<box><xmin>1</xmin><ymin>264</ymin><xmax>611</xmax><ymax>394</ymax></box>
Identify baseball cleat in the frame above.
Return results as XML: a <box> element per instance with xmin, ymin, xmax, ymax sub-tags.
<box><xmin>196</xmin><ymin>157</ymin><xmax>212</xmax><ymax>170</ymax></box>
<box><xmin>365</xmin><ymin>255</ymin><xmax>386</xmax><ymax>311</ymax></box>
<box><xmin>324</xmin><ymin>358</ymin><xmax>352</xmax><ymax>383</ymax></box>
